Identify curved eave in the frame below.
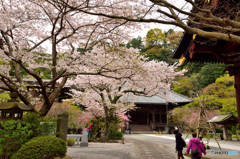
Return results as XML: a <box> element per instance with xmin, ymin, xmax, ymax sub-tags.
<box><xmin>172</xmin><ymin>33</ymin><xmax>193</xmax><ymax>59</ymax></box>
<box><xmin>207</xmin><ymin>113</ymin><xmax>238</xmax><ymax>124</ymax></box>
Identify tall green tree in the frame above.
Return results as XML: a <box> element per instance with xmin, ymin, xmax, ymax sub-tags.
<box><xmin>203</xmin><ymin>74</ymin><xmax>237</xmax><ymax>115</ymax></box>
<box><xmin>141</xmin><ymin>28</ymin><xmax>182</xmax><ymax>63</ymax></box>
<box><xmin>175</xmin><ymin>63</ymin><xmax>226</xmax><ymax>93</ymax></box>
<box><xmin>126</xmin><ymin>36</ymin><xmax>143</xmax><ymax>50</ymax></box>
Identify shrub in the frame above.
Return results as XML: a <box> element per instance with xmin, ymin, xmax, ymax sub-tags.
<box><xmin>108</xmin><ymin>122</ymin><xmax>122</xmax><ymax>139</ymax></box>
<box><xmin>108</xmin><ymin>132</ymin><xmax>123</xmax><ymax>139</ymax></box>
<box><xmin>232</xmin><ymin>134</ymin><xmax>240</xmax><ymax>138</ymax></box>
<box><xmin>38</xmin><ymin>120</ymin><xmax>56</xmax><ymax>136</ymax></box>
<box><xmin>207</xmin><ymin>134</ymin><xmax>214</xmax><ymax>138</ymax></box>
<box><xmin>0</xmin><ymin>120</ymin><xmax>32</xmax><ymax>158</ymax></box>
<box><xmin>22</xmin><ymin>112</ymin><xmax>41</xmax><ymax>137</ymax></box>
<box><xmin>67</xmin><ymin>138</ymin><xmax>75</xmax><ymax>146</ymax></box>
<box><xmin>22</xmin><ymin>112</ymin><xmax>57</xmax><ymax>137</ymax></box>
<box><xmin>12</xmin><ymin>136</ymin><xmax>67</xmax><ymax>159</ymax></box>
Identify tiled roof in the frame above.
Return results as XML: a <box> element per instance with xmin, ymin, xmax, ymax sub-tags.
<box><xmin>120</xmin><ymin>90</ymin><xmax>192</xmax><ymax>105</ymax></box>
<box><xmin>207</xmin><ymin>113</ymin><xmax>238</xmax><ymax>123</ymax></box>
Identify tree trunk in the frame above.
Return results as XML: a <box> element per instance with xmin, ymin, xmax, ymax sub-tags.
<box><xmin>39</xmin><ymin>101</ymin><xmax>53</xmax><ymax>117</ymax></box>
<box><xmin>39</xmin><ymin>77</ymin><xmax>68</xmax><ymax>117</ymax></box>
<box><xmin>103</xmin><ymin>106</ymin><xmax>110</xmax><ymax>138</ymax></box>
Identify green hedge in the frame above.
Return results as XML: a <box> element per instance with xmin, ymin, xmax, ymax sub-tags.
<box><xmin>108</xmin><ymin>132</ymin><xmax>123</xmax><ymax>139</ymax></box>
<box><xmin>67</xmin><ymin>138</ymin><xmax>75</xmax><ymax>146</ymax></box>
<box><xmin>0</xmin><ymin>120</ymin><xmax>32</xmax><ymax>158</ymax></box>
<box><xmin>22</xmin><ymin>112</ymin><xmax>57</xmax><ymax>137</ymax></box>
<box><xmin>12</xmin><ymin>136</ymin><xmax>66</xmax><ymax>159</ymax></box>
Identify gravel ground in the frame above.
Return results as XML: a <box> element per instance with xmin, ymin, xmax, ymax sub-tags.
<box><xmin>67</xmin><ymin>142</ymin><xmax>136</xmax><ymax>159</ymax></box>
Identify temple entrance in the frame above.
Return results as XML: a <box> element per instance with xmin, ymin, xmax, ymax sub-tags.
<box><xmin>130</xmin><ymin>110</ymin><xmax>147</xmax><ymax>125</ymax></box>
<box><xmin>129</xmin><ymin>104</ymin><xmax>170</xmax><ymax>132</ymax></box>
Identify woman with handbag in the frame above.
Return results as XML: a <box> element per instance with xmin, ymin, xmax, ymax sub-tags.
<box><xmin>174</xmin><ymin>130</ymin><xmax>185</xmax><ymax>159</ymax></box>
<box><xmin>186</xmin><ymin>132</ymin><xmax>206</xmax><ymax>159</ymax></box>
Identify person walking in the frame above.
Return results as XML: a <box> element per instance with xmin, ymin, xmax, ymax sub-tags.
<box><xmin>87</xmin><ymin>123</ymin><xmax>93</xmax><ymax>139</ymax></box>
<box><xmin>186</xmin><ymin>132</ymin><xmax>206</xmax><ymax>159</ymax></box>
<box><xmin>173</xmin><ymin>130</ymin><xmax>185</xmax><ymax>159</ymax></box>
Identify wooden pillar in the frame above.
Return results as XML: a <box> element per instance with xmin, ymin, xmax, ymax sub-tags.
<box><xmin>147</xmin><ymin>111</ymin><xmax>149</xmax><ymax>125</ymax></box>
<box><xmin>223</xmin><ymin>126</ymin><xmax>227</xmax><ymax>141</ymax></box>
<box><xmin>152</xmin><ymin>108</ymin><xmax>155</xmax><ymax>130</ymax></box>
<box><xmin>234</xmin><ymin>73</ymin><xmax>240</xmax><ymax>129</ymax></box>
<box><xmin>159</xmin><ymin>113</ymin><xmax>161</xmax><ymax>124</ymax></box>
<box><xmin>166</xmin><ymin>105</ymin><xmax>168</xmax><ymax>126</ymax></box>
<box><xmin>227</xmin><ymin>65</ymin><xmax>240</xmax><ymax>128</ymax></box>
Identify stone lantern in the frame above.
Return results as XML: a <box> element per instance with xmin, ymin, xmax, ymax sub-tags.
<box><xmin>0</xmin><ymin>92</ymin><xmax>33</xmax><ymax>121</ymax></box>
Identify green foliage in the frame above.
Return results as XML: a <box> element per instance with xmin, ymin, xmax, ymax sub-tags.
<box><xmin>140</xmin><ymin>28</ymin><xmax>182</xmax><ymax>63</ymax></box>
<box><xmin>0</xmin><ymin>120</ymin><xmax>32</xmax><ymax>158</ymax></box>
<box><xmin>126</xmin><ymin>28</ymin><xmax>182</xmax><ymax>64</ymax></box>
<box><xmin>145</xmin><ymin>28</ymin><xmax>166</xmax><ymax>46</ymax></box>
<box><xmin>22</xmin><ymin>112</ymin><xmax>41</xmax><ymax>137</ymax></box>
<box><xmin>207</xmin><ymin>133</ymin><xmax>214</xmax><ymax>138</ymax></box>
<box><xmin>126</xmin><ymin>36</ymin><xmax>143</xmax><ymax>50</ymax></box>
<box><xmin>0</xmin><ymin>91</ymin><xmax>11</xmax><ymax>103</ymax></box>
<box><xmin>232</xmin><ymin>134</ymin><xmax>240</xmax><ymax>138</ymax></box>
<box><xmin>12</xmin><ymin>136</ymin><xmax>67</xmax><ymax>159</ymax></box>
<box><xmin>34</xmin><ymin>68</ymin><xmax>51</xmax><ymax>79</ymax></box>
<box><xmin>88</xmin><ymin>118</ymin><xmax>104</xmax><ymax>138</ymax></box>
<box><xmin>67</xmin><ymin>138</ymin><xmax>75</xmax><ymax>146</ymax></box>
<box><xmin>203</xmin><ymin>74</ymin><xmax>237</xmax><ymax>115</ymax></box>
<box><xmin>22</xmin><ymin>112</ymin><xmax>57</xmax><ymax>137</ymax></box>
<box><xmin>196</xmin><ymin>63</ymin><xmax>226</xmax><ymax>89</ymax></box>
<box><xmin>86</xmin><ymin>116</ymin><xmax>123</xmax><ymax>139</ymax></box>
<box><xmin>172</xmin><ymin>76</ymin><xmax>194</xmax><ymax>96</ymax></box>
<box><xmin>180</xmin><ymin>63</ymin><xmax>226</xmax><ymax>92</ymax></box>
<box><xmin>108</xmin><ymin>122</ymin><xmax>122</xmax><ymax>139</ymax></box>
<box><xmin>38</xmin><ymin>119</ymin><xmax>57</xmax><ymax>136</ymax></box>
<box><xmin>181</xmin><ymin>63</ymin><xmax>204</xmax><ymax>76</ymax></box>
<box><xmin>108</xmin><ymin>132</ymin><xmax>123</xmax><ymax>139</ymax></box>
<box><xmin>142</xmin><ymin>46</ymin><xmax>172</xmax><ymax>62</ymax></box>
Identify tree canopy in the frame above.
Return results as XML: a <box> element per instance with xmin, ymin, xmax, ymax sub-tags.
<box><xmin>52</xmin><ymin>0</ymin><xmax>240</xmax><ymax>44</ymax></box>
<box><xmin>68</xmin><ymin>44</ymin><xmax>184</xmax><ymax>137</ymax></box>
<box><xmin>0</xmin><ymin>0</ymin><xmax>138</xmax><ymax>116</ymax></box>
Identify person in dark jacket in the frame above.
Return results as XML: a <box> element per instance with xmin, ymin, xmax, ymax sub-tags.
<box><xmin>173</xmin><ymin>130</ymin><xmax>185</xmax><ymax>159</ymax></box>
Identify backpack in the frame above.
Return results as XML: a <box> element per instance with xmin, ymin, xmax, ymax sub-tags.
<box><xmin>191</xmin><ymin>142</ymin><xmax>199</xmax><ymax>156</ymax></box>
<box><xmin>192</xmin><ymin>148</ymin><xmax>199</xmax><ymax>156</ymax></box>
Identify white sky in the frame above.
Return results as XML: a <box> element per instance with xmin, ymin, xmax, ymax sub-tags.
<box><xmin>132</xmin><ymin>0</ymin><xmax>188</xmax><ymax>38</ymax></box>
<box><xmin>133</xmin><ymin>23</ymin><xmax>183</xmax><ymax>38</ymax></box>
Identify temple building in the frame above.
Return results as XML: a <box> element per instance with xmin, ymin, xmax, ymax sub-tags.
<box><xmin>121</xmin><ymin>91</ymin><xmax>192</xmax><ymax>133</ymax></box>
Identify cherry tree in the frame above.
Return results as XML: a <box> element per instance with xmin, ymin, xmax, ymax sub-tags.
<box><xmin>0</xmin><ymin>0</ymin><xmax>136</xmax><ymax>116</ymax></box>
<box><xmin>53</xmin><ymin>0</ymin><xmax>240</xmax><ymax>44</ymax></box>
<box><xmin>68</xmin><ymin>44</ymin><xmax>184</xmax><ymax>137</ymax></box>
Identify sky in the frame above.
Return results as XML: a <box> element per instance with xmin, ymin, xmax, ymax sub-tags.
<box><xmin>132</xmin><ymin>0</ymin><xmax>188</xmax><ymax>38</ymax></box>
<box><xmin>134</xmin><ymin>23</ymin><xmax>183</xmax><ymax>38</ymax></box>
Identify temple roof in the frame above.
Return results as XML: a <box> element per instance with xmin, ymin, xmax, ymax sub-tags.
<box><xmin>207</xmin><ymin>112</ymin><xmax>238</xmax><ymax>124</ymax></box>
<box><xmin>120</xmin><ymin>90</ymin><xmax>193</xmax><ymax>105</ymax></box>
<box><xmin>0</xmin><ymin>102</ymin><xmax>33</xmax><ymax>111</ymax></box>
<box><xmin>172</xmin><ymin>32</ymin><xmax>224</xmax><ymax>63</ymax></box>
